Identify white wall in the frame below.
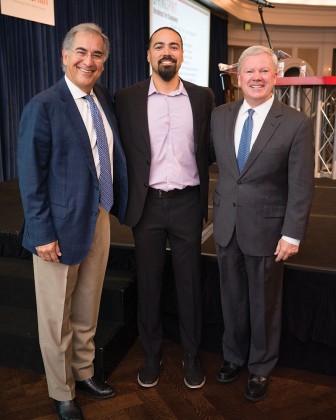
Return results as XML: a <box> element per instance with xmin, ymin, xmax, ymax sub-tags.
<box><xmin>227</xmin><ymin>15</ymin><xmax>336</xmax><ymax>76</ymax></box>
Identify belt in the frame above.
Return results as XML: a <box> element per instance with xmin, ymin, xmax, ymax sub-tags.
<box><xmin>147</xmin><ymin>185</ymin><xmax>199</xmax><ymax>198</ymax></box>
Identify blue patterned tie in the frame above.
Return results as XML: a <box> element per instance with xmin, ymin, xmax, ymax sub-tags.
<box><xmin>85</xmin><ymin>94</ymin><xmax>114</xmax><ymax>212</ymax></box>
<box><xmin>237</xmin><ymin>108</ymin><xmax>255</xmax><ymax>173</ymax></box>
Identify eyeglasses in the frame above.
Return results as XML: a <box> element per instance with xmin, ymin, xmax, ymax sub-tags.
<box><xmin>71</xmin><ymin>49</ymin><xmax>104</xmax><ymax>62</ymax></box>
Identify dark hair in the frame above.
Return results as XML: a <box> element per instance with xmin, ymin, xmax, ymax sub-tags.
<box><xmin>147</xmin><ymin>26</ymin><xmax>183</xmax><ymax>50</ymax></box>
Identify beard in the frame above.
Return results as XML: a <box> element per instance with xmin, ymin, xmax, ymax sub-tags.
<box><xmin>157</xmin><ymin>56</ymin><xmax>178</xmax><ymax>82</ymax></box>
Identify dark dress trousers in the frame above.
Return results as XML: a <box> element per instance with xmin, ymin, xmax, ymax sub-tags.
<box><xmin>115</xmin><ymin>78</ymin><xmax>214</xmax><ymax>356</ymax></box>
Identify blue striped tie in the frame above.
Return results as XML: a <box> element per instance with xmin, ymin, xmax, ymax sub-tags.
<box><xmin>237</xmin><ymin>108</ymin><xmax>254</xmax><ymax>174</ymax></box>
<box><xmin>85</xmin><ymin>95</ymin><xmax>114</xmax><ymax>212</ymax></box>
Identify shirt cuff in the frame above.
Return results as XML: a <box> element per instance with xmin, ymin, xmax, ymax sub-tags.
<box><xmin>282</xmin><ymin>235</ymin><xmax>300</xmax><ymax>246</ymax></box>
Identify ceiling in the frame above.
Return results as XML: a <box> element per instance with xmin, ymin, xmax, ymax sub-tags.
<box><xmin>272</xmin><ymin>0</ymin><xmax>336</xmax><ymax>5</ymax></box>
<box><xmin>206</xmin><ymin>0</ymin><xmax>336</xmax><ymax>26</ymax></box>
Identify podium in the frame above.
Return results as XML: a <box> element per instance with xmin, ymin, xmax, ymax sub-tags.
<box><xmin>275</xmin><ymin>76</ymin><xmax>336</xmax><ymax>180</ymax></box>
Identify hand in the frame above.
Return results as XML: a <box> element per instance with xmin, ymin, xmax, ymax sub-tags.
<box><xmin>35</xmin><ymin>240</ymin><xmax>62</xmax><ymax>263</ymax></box>
<box><xmin>274</xmin><ymin>238</ymin><xmax>299</xmax><ymax>262</ymax></box>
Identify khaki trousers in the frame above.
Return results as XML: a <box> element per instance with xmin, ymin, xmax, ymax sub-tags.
<box><xmin>33</xmin><ymin>208</ymin><xmax>110</xmax><ymax>401</ymax></box>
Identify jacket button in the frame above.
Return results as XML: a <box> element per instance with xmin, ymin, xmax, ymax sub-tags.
<box><xmin>144</xmin><ymin>183</ymin><xmax>148</xmax><ymax>187</ymax></box>
<box><xmin>233</xmin><ymin>202</ymin><xmax>236</xmax><ymax>207</ymax></box>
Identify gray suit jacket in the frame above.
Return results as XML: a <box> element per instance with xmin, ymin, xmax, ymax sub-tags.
<box><xmin>211</xmin><ymin>98</ymin><xmax>315</xmax><ymax>256</ymax></box>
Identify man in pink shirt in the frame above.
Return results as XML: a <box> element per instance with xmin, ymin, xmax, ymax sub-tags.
<box><xmin>115</xmin><ymin>27</ymin><xmax>214</xmax><ymax>389</ymax></box>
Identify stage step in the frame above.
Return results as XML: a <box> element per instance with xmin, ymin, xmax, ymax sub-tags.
<box><xmin>0</xmin><ymin>305</ymin><xmax>42</xmax><ymax>372</ymax></box>
<box><xmin>96</xmin><ymin>270</ymin><xmax>138</xmax><ymax>381</ymax></box>
<box><xmin>161</xmin><ymin>256</ymin><xmax>336</xmax><ymax>377</ymax></box>
<box><xmin>0</xmin><ymin>255</ymin><xmax>137</xmax><ymax>379</ymax></box>
<box><xmin>0</xmin><ymin>256</ymin><xmax>36</xmax><ymax>308</ymax></box>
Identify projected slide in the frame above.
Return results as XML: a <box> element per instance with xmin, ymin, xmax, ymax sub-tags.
<box><xmin>149</xmin><ymin>0</ymin><xmax>210</xmax><ymax>87</ymax></box>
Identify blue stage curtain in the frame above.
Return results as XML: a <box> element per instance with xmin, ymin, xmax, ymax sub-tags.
<box><xmin>0</xmin><ymin>0</ymin><xmax>149</xmax><ymax>182</ymax></box>
<box><xmin>0</xmin><ymin>0</ymin><xmax>227</xmax><ymax>181</ymax></box>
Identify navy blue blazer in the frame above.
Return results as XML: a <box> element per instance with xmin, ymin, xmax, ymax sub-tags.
<box><xmin>17</xmin><ymin>77</ymin><xmax>128</xmax><ymax>265</ymax></box>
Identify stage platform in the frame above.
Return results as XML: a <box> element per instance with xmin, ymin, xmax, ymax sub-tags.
<box><xmin>0</xmin><ymin>170</ymin><xmax>336</xmax><ymax>377</ymax></box>
<box><xmin>110</xmin><ymin>169</ymin><xmax>336</xmax><ymax>271</ymax></box>
<box><xmin>2</xmin><ymin>169</ymin><xmax>335</xmax><ymax>271</ymax></box>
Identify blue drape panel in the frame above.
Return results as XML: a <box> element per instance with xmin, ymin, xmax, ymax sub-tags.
<box><xmin>0</xmin><ymin>18</ymin><xmax>61</xmax><ymax>181</ymax></box>
<box><xmin>0</xmin><ymin>0</ymin><xmax>227</xmax><ymax>181</ymax></box>
<box><xmin>210</xmin><ymin>13</ymin><xmax>228</xmax><ymax>106</ymax></box>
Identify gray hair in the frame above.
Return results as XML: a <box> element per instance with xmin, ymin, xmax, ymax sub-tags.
<box><xmin>61</xmin><ymin>23</ymin><xmax>110</xmax><ymax>72</ymax></box>
<box><xmin>238</xmin><ymin>45</ymin><xmax>278</xmax><ymax>73</ymax></box>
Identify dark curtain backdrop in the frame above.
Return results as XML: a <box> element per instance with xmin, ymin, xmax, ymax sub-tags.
<box><xmin>0</xmin><ymin>0</ymin><xmax>227</xmax><ymax>181</ymax></box>
<box><xmin>210</xmin><ymin>13</ymin><xmax>228</xmax><ymax>107</ymax></box>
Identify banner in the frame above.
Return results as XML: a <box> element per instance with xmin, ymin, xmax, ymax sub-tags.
<box><xmin>0</xmin><ymin>0</ymin><xmax>55</xmax><ymax>26</ymax></box>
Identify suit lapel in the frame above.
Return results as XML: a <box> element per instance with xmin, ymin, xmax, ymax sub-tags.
<box><xmin>184</xmin><ymin>81</ymin><xmax>201</xmax><ymax>152</ymax></box>
<box><xmin>95</xmin><ymin>86</ymin><xmax>127</xmax><ymax>186</ymax></box>
<box><xmin>134</xmin><ymin>79</ymin><xmax>151</xmax><ymax>155</ymax></box>
<box><xmin>241</xmin><ymin>100</ymin><xmax>282</xmax><ymax>175</ymax></box>
<box><xmin>58</xmin><ymin>79</ymin><xmax>98</xmax><ymax>181</ymax></box>
<box><xmin>94</xmin><ymin>86</ymin><xmax>119</xmax><ymax>146</ymax></box>
<box><xmin>227</xmin><ymin>101</ymin><xmax>242</xmax><ymax>176</ymax></box>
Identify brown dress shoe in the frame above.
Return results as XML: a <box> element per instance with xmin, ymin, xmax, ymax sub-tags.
<box><xmin>53</xmin><ymin>398</ymin><xmax>84</xmax><ymax>420</ymax></box>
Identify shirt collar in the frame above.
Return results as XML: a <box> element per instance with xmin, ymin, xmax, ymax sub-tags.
<box><xmin>64</xmin><ymin>75</ymin><xmax>93</xmax><ymax>100</ymax></box>
<box><xmin>148</xmin><ymin>77</ymin><xmax>188</xmax><ymax>97</ymax></box>
<box><xmin>241</xmin><ymin>95</ymin><xmax>274</xmax><ymax>116</ymax></box>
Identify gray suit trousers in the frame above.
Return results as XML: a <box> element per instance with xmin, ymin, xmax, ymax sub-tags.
<box><xmin>216</xmin><ymin>231</ymin><xmax>284</xmax><ymax>377</ymax></box>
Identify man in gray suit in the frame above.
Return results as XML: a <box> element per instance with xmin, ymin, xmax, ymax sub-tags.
<box><xmin>211</xmin><ymin>45</ymin><xmax>314</xmax><ymax>401</ymax></box>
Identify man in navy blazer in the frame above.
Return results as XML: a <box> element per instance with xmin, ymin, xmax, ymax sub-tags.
<box><xmin>17</xmin><ymin>23</ymin><xmax>127</xmax><ymax>420</ymax></box>
<box><xmin>115</xmin><ymin>27</ymin><xmax>214</xmax><ymax>390</ymax></box>
<box><xmin>211</xmin><ymin>46</ymin><xmax>314</xmax><ymax>402</ymax></box>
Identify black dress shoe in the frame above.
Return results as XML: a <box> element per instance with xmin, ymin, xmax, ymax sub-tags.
<box><xmin>76</xmin><ymin>377</ymin><xmax>115</xmax><ymax>399</ymax></box>
<box><xmin>137</xmin><ymin>355</ymin><xmax>162</xmax><ymax>387</ymax></box>
<box><xmin>53</xmin><ymin>399</ymin><xmax>84</xmax><ymax>420</ymax></box>
<box><xmin>217</xmin><ymin>361</ymin><xmax>241</xmax><ymax>383</ymax></box>
<box><xmin>183</xmin><ymin>353</ymin><xmax>206</xmax><ymax>389</ymax></box>
<box><xmin>245</xmin><ymin>374</ymin><xmax>269</xmax><ymax>402</ymax></box>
